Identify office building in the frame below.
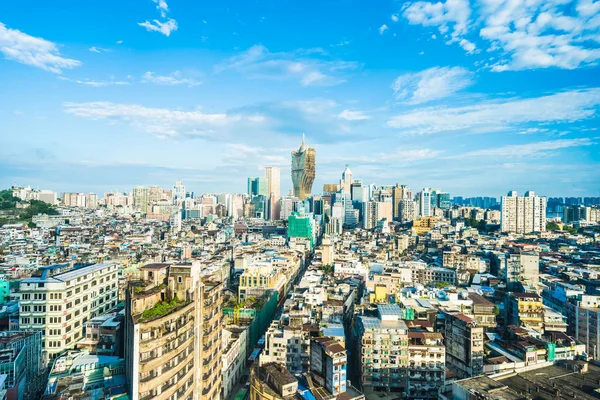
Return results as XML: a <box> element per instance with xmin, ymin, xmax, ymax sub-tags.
<box><xmin>417</xmin><ymin>189</ymin><xmax>432</xmax><ymax>217</ymax></box>
<box><xmin>340</xmin><ymin>164</ymin><xmax>352</xmax><ymax>193</ymax></box>
<box><xmin>501</xmin><ymin>191</ymin><xmax>547</xmax><ymax>233</ymax></box>
<box><xmin>291</xmin><ymin>135</ymin><xmax>316</xmax><ymax>200</ymax></box>
<box><xmin>248</xmin><ymin>177</ymin><xmax>267</xmax><ymax>197</ymax></box>
<box><xmin>125</xmin><ymin>262</ymin><xmax>223</xmax><ymax>400</ymax></box>
<box><xmin>19</xmin><ymin>262</ymin><xmax>119</xmax><ymax>360</ymax></box>
<box><xmin>265</xmin><ymin>167</ymin><xmax>281</xmax><ymax>198</ymax></box>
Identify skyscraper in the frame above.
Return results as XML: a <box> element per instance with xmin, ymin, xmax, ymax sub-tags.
<box><xmin>340</xmin><ymin>164</ymin><xmax>352</xmax><ymax>193</ymax></box>
<box><xmin>501</xmin><ymin>191</ymin><xmax>547</xmax><ymax>233</ymax></box>
<box><xmin>291</xmin><ymin>134</ymin><xmax>316</xmax><ymax>200</ymax></box>
<box><xmin>265</xmin><ymin>166</ymin><xmax>281</xmax><ymax>198</ymax></box>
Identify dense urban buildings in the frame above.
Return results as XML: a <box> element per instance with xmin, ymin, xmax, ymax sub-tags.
<box><xmin>1</xmin><ymin>136</ymin><xmax>599</xmax><ymax>400</ymax></box>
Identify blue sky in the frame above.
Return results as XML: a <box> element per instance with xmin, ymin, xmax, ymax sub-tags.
<box><xmin>1</xmin><ymin>0</ymin><xmax>599</xmax><ymax>197</ymax></box>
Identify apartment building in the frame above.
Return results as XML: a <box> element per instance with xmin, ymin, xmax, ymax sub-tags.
<box><xmin>566</xmin><ymin>294</ymin><xmax>600</xmax><ymax>359</ymax></box>
<box><xmin>238</xmin><ymin>265</ymin><xmax>287</xmax><ymax>300</ymax></box>
<box><xmin>260</xmin><ymin>321</ymin><xmax>310</xmax><ymax>374</ymax></box>
<box><xmin>501</xmin><ymin>190</ymin><xmax>546</xmax><ymax>233</ymax></box>
<box><xmin>506</xmin><ymin>293</ymin><xmax>544</xmax><ymax>332</ymax></box>
<box><xmin>441</xmin><ymin>310</ymin><xmax>484</xmax><ymax>379</ymax></box>
<box><xmin>310</xmin><ymin>336</ymin><xmax>347</xmax><ymax>395</ymax></box>
<box><xmin>19</xmin><ymin>262</ymin><xmax>119</xmax><ymax>360</ymax></box>
<box><xmin>407</xmin><ymin>331</ymin><xmax>445</xmax><ymax>398</ymax></box>
<box><xmin>442</xmin><ymin>252</ymin><xmax>482</xmax><ymax>273</ymax></box>
<box><xmin>503</xmin><ymin>252</ymin><xmax>539</xmax><ymax>291</ymax></box>
<box><xmin>125</xmin><ymin>262</ymin><xmax>223</xmax><ymax>400</ymax></box>
<box><xmin>357</xmin><ymin>305</ymin><xmax>409</xmax><ymax>395</ymax></box>
<box><xmin>467</xmin><ymin>293</ymin><xmax>497</xmax><ymax>329</ymax></box>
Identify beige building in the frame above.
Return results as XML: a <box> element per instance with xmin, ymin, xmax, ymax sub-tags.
<box><xmin>501</xmin><ymin>190</ymin><xmax>547</xmax><ymax>233</ymax></box>
<box><xmin>19</xmin><ymin>262</ymin><xmax>119</xmax><ymax>360</ymax></box>
<box><xmin>125</xmin><ymin>262</ymin><xmax>223</xmax><ymax>400</ymax></box>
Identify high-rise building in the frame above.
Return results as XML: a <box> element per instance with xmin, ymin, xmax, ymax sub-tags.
<box><xmin>392</xmin><ymin>183</ymin><xmax>412</xmax><ymax>221</ymax></box>
<box><xmin>417</xmin><ymin>189</ymin><xmax>432</xmax><ymax>217</ymax></box>
<box><xmin>173</xmin><ymin>180</ymin><xmax>186</xmax><ymax>203</ymax></box>
<box><xmin>125</xmin><ymin>263</ymin><xmax>223</xmax><ymax>400</ymax></box>
<box><xmin>279</xmin><ymin>196</ymin><xmax>296</xmax><ymax>220</ymax></box>
<box><xmin>265</xmin><ymin>166</ymin><xmax>281</xmax><ymax>197</ymax></box>
<box><xmin>247</xmin><ymin>177</ymin><xmax>267</xmax><ymax>197</ymax></box>
<box><xmin>501</xmin><ymin>191</ymin><xmax>547</xmax><ymax>233</ymax></box>
<box><xmin>291</xmin><ymin>134</ymin><xmax>316</xmax><ymax>200</ymax></box>
<box><xmin>399</xmin><ymin>199</ymin><xmax>415</xmax><ymax>223</ymax></box>
<box><xmin>340</xmin><ymin>164</ymin><xmax>352</xmax><ymax>193</ymax></box>
<box><xmin>85</xmin><ymin>193</ymin><xmax>98</xmax><ymax>209</ymax></box>
<box><xmin>288</xmin><ymin>211</ymin><xmax>314</xmax><ymax>250</ymax></box>
<box><xmin>19</xmin><ymin>263</ymin><xmax>119</xmax><ymax>360</ymax></box>
<box><xmin>133</xmin><ymin>187</ymin><xmax>149</xmax><ymax>214</ymax></box>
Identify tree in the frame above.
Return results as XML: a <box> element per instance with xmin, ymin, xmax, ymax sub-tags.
<box><xmin>435</xmin><ymin>282</ymin><xmax>451</xmax><ymax>289</ymax></box>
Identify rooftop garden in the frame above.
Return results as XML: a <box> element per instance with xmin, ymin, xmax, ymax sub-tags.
<box><xmin>139</xmin><ymin>296</ymin><xmax>189</xmax><ymax>323</ymax></box>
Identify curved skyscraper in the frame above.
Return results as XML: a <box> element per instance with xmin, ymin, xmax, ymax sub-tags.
<box><xmin>291</xmin><ymin>134</ymin><xmax>316</xmax><ymax>201</ymax></box>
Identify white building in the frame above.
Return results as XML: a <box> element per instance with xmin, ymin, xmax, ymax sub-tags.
<box><xmin>19</xmin><ymin>263</ymin><xmax>119</xmax><ymax>361</ymax></box>
<box><xmin>501</xmin><ymin>191</ymin><xmax>547</xmax><ymax>233</ymax></box>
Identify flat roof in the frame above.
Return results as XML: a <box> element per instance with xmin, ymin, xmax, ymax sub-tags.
<box><xmin>22</xmin><ymin>262</ymin><xmax>116</xmax><ymax>284</ymax></box>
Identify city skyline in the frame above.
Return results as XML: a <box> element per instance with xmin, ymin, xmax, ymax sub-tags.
<box><xmin>1</xmin><ymin>0</ymin><xmax>599</xmax><ymax>196</ymax></box>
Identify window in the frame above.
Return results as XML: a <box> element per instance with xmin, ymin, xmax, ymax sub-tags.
<box><xmin>178</xmin><ymin>276</ymin><xmax>183</xmax><ymax>284</ymax></box>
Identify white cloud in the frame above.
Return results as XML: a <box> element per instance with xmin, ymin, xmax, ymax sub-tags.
<box><xmin>63</xmin><ymin>101</ymin><xmax>263</xmax><ymax>139</ymax></box>
<box><xmin>461</xmin><ymin>138</ymin><xmax>594</xmax><ymax>157</ymax></box>
<box><xmin>378</xmin><ymin>147</ymin><xmax>443</xmax><ymax>161</ymax></box>
<box><xmin>402</xmin><ymin>0</ymin><xmax>471</xmax><ymax>41</ymax></box>
<box><xmin>89</xmin><ymin>46</ymin><xmax>110</xmax><ymax>53</ymax></box>
<box><xmin>138</xmin><ymin>19</ymin><xmax>178</xmax><ymax>36</ymax></box>
<box><xmin>216</xmin><ymin>45</ymin><xmax>357</xmax><ymax>86</ymax></box>
<box><xmin>379</xmin><ymin>24</ymin><xmax>389</xmax><ymax>34</ymax></box>
<box><xmin>339</xmin><ymin>110</ymin><xmax>371</xmax><ymax>121</ymax></box>
<box><xmin>401</xmin><ymin>0</ymin><xmax>600</xmax><ymax>71</ymax></box>
<box><xmin>391</xmin><ymin>66</ymin><xmax>473</xmax><ymax>104</ymax></box>
<box><xmin>391</xmin><ymin>15</ymin><xmax>399</xmax><ymax>22</ymax></box>
<box><xmin>458</xmin><ymin>38</ymin><xmax>476</xmax><ymax>53</ymax></box>
<box><xmin>142</xmin><ymin>71</ymin><xmax>202</xmax><ymax>87</ymax></box>
<box><xmin>58</xmin><ymin>76</ymin><xmax>130</xmax><ymax>87</ymax></box>
<box><xmin>387</xmin><ymin>88</ymin><xmax>600</xmax><ymax>134</ymax></box>
<box><xmin>139</xmin><ymin>0</ymin><xmax>177</xmax><ymax>36</ymax></box>
<box><xmin>153</xmin><ymin>0</ymin><xmax>169</xmax><ymax>17</ymax></box>
<box><xmin>116</xmin><ymin>40</ymin><xmax>123</xmax><ymax>44</ymax></box>
<box><xmin>0</xmin><ymin>22</ymin><xmax>81</xmax><ymax>73</ymax></box>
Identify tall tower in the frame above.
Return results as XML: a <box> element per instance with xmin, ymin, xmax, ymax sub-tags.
<box><xmin>340</xmin><ymin>164</ymin><xmax>352</xmax><ymax>192</ymax></box>
<box><xmin>291</xmin><ymin>134</ymin><xmax>316</xmax><ymax>201</ymax></box>
<box><xmin>264</xmin><ymin>167</ymin><xmax>281</xmax><ymax>197</ymax></box>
